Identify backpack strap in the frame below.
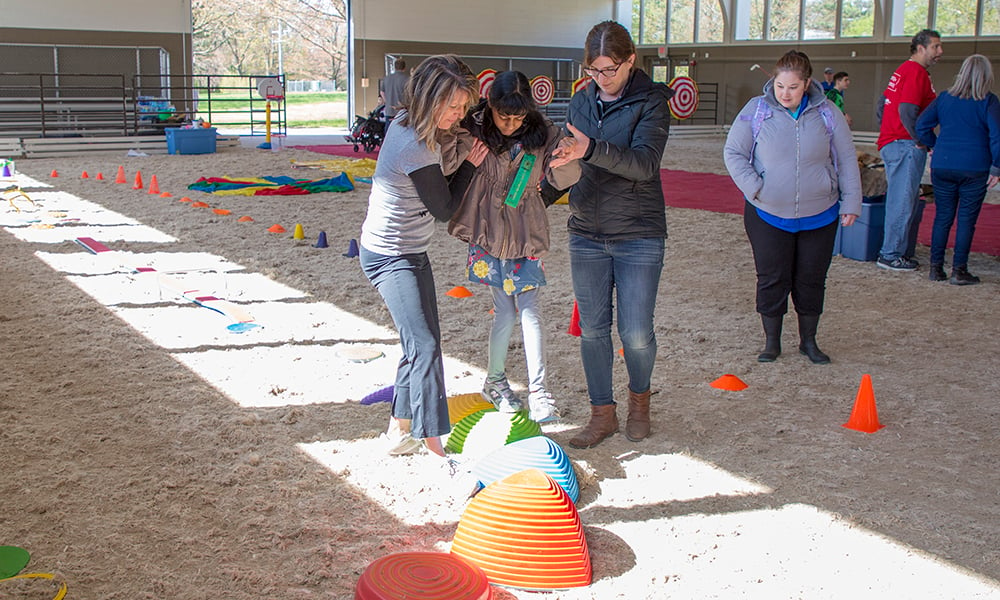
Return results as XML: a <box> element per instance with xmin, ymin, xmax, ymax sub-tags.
<box><xmin>737</xmin><ymin>97</ymin><xmax>773</xmax><ymax>165</ymax></box>
<box><xmin>816</xmin><ymin>101</ymin><xmax>839</xmax><ymax>172</ymax></box>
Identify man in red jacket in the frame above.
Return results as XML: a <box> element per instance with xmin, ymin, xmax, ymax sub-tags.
<box><xmin>875</xmin><ymin>29</ymin><xmax>943</xmax><ymax>271</ymax></box>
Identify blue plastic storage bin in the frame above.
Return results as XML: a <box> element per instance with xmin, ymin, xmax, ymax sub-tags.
<box><xmin>165</xmin><ymin>127</ymin><xmax>217</xmax><ymax>155</ymax></box>
<box><xmin>840</xmin><ymin>195</ymin><xmax>885</xmax><ymax>261</ymax></box>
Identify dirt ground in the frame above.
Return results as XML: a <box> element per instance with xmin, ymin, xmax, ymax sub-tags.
<box><xmin>1</xmin><ymin>136</ymin><xmax>998</xmax><ymax>599</ymax></box>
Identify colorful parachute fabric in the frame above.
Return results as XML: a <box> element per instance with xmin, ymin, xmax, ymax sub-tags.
<box><xmin>187</xmin><ymin>172</ymin><xmax>354</xmax><ymax>196</ymax></box>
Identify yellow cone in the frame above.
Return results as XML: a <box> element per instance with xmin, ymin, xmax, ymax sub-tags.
<box><xmin>293</xmin><ymin>223</ymin><xmax>305</xmax><ymax>240</ymax></box>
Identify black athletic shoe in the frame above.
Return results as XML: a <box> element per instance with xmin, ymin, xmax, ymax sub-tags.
<box><xmin>928</xmin><ymin>264</ymin><xmax>948</xmax><ymax>281</ymax></box>
<box><xmin>950</xmin><ymin>266</ymin><xmax>981</xmax><ymax>286</ymax></box>
<box><xmin>876</xmin><ymin>255</ymin><xmax>918</xmax><ymax>271</ymax></box>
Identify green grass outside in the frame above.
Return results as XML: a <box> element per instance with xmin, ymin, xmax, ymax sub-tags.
<box><xmin>198</xmin><ymin>91</ymin><xmax>346</xmax><ymax>110</ymax></box>
<box><xmin>287</xmin><ymin>118</ymin><xmax>349</xmax><ymax>128</ymax></box>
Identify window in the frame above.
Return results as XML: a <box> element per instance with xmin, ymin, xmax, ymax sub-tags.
<box><xmin>935</xmin><ymin>0</ymin><xmax>978</xmax><ymax>35</ymax></box>
<box><xmin>803</xmin><ymin>0</ymin><xmax>837</xmax><ymax>38</ymax></box>
<box><xmin>640</xmin><ymin>0</ymin><xmax>668</xmax><ymax>44</ymax></box>
<box><xmin>671</xmin><ymin>0</ymin><xmax>697</xmax><ymax>43</ymax></box>
<box><xmin>891</xmin><ymin>0</ymin><xmax>930</xmax><ymax>35</ymax></box>
<box><xmin>984</xmin><ymin>0</ymin><xmax>1000</xmax><ymax>34</ymax></box>
<box><xmin>698</xmin><ymin>0</ymin><xmax>725</xmax><ymax>41</ymax></box>
<box><xmin>769</xmin><ymin>0</ymin><xmax>802</xmax><ymax>39</ymax></box>
<box><xmin>841</xmin><ymin>0</ymin><xmax>875</xmax><ymax>36</ymax></box>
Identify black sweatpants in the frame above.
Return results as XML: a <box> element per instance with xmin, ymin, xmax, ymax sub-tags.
<box><xmin>743</xmin><ymin>201</ymin><xmax>838</xmax><ymax>318</ymax></box>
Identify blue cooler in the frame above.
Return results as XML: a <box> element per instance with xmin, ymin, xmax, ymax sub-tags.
<box><xmin>840</xmin><ymin>195</ymin><xmax>885</xmax><ymax>261</ymax></box>
<box><xmin>165</xmin><ymin>127</ymin><xmax>217</xmax><ymax>155</ymax></box>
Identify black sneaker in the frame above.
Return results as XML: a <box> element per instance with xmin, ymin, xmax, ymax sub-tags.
<box><xmin>950</xmin><ymin>266</ymin><xmax>981</xmax><ymax>286</ymax></box>
<box><xmin>928</xmin><ymin>264</ymin><xmax>948</xmax><ymax>281</ymax></box>
<box><xmin>876</xmin><ymin>256</ymin><xmax>918</xmax><ymax>271</ymax></box>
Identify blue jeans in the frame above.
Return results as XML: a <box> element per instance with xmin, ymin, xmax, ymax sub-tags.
<box><xmin>879</xmin><ymin>139</ymin><xmax>928</xmax><ymax>260</ymax></box>
<box><xmin>359</xmin><ymin>247</ymin><xmax>450</xmax><ymax>439</ymax></box>
<box><xmin>569</xmin><ymin>234</ymin><xmax>664</xmax><ymax>406</ymax></box>
<box><xmin>929</xmin><ymin>169</ymin><xmax>989</xmax><ymax>268</ymax></box>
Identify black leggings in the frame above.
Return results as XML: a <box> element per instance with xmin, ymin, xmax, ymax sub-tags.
<box><xmin>743</xmin><ymin>202</ymin><xmax>838</xmax><ymax>318</ymax></box>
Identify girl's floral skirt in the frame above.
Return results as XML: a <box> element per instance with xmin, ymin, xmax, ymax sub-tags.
<box><xmin>466</xmin><ymin>243</ymin><xmax>545</xmax><ymax>296</ymax></box>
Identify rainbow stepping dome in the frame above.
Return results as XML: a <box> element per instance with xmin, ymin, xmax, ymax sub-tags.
<box><xmin>445</xmin><ymin>409</ymin><xmax>541</xmax><ymax>457</ymax></box>
<box><xmin>472</xmin><ymin>436</ymin><xmax>579</xmax><ymax>503</ymax></box>
<box><xmin>0</xmin><ymin>545</ymin><xmax>30</xmax><ymax>579</ymax></box>
<box><xmin>447</xmin><ymin>393</ymin><xmax>493</xmax><ymax>424</ymax></box>
<box><xmin>451</xmin><ymin>468</ymin><xmax>591</xmax><ymax>590</ymax></box>
<box><xmin>355</xmin><ymin>551</ymin><xmax>493</xmax><ymax>600</ymax></box>
<box><xmin>360</xmin><ymin>385</ymin><xmax>394</xmax><ymax>405</ymax></box>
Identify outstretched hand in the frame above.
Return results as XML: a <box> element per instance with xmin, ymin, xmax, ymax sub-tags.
<box><xmin>989</xmin><ymin>174</ymin><xmax>999</xmax><ymax>190</ymax></box>
<box><xmin>549</xmin><ymin>123</ymin><xmax>589</xmax><ymax>169</ymax></box>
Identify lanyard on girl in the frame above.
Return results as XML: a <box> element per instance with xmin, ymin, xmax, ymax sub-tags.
<box><xmin>504</xmin><ymin>153</ymin><xmax>536</xmax><ymax>207</ymax></box>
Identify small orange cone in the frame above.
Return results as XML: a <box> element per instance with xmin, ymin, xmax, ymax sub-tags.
<box><xmin>842</xmin><ymin>374</ymin><xmax>885</xmax><ymax>433</ymax></box>
<box><xmin>178</xmin><ymin>196</ymin><xmax>193</xmax><ymax>203</ymax></box>
<box><xmin>115</xmin><ymin>166</ymin><xmax>127</xmax><ymax>184</ymax></box>
<box><xmin>81</xmin><ymin>171</ymin><xmax>89</xmax><ymax>179</ymax></box>
<box><xmin>160</xmin><ymin>192</ymin><xmax>172</xmax><ymax>197</ymax></box>
<box><xmin>191</xmin><ymin>201</ymin><xmax>210</xmax><ymax>208</ymax></box>
<box><xmin>132</xmin><ymin>171</ymin><xmax>144</xmax><ymax>190</ymax></box>
<box><xmin>293</xmin><ymin>223</ymin><xmax>305</xmax><ymax>240</ymax></box>
<box><xmin>567</xmin><ymin>300</ymin><xmax>582</xmax><ymax>337</ymax></box>
<box><xmin>213</xmin><ymin>208</ymin><xmax>232</xmax><ymax>215</ymax></box>
<box><xmin>50</xmin><ymin>169</ymin><xmax>59</xmax><ymax>177</ymax></box>
<box><xmin>238</xmin><ymin>216</ymin><xmax>254</xmax><ymax>222</ymax></box>
<box><xmin>268</xmin><ymin>224</ymin><xmax>286</xmax><ymax>233</ymax></box>
<box><xmin>95</xmin><ymin>172</ymin><xmax>105</xmax><ymax>180</ymax></box>
<box><xmin>710</xmin><ymin>374</ymin><xmax>748</xmax><ymax>391</ymax></box>
<box><xmin>446</xmin><ymin>285</ymin><xmax>473</xmax><ymax>298</ymax></box>
<box><xmin>148</xmin><ymin>175</ymin><xmax>160</xmax><ymax>194</ymax></box>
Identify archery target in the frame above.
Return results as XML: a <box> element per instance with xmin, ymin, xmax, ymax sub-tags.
<box><xmin>571</xmin><ymin>76</ymin><xmax>590</xmax><ymax>97</ymax></box>
<box><xmin>667</xmin><ymin>76</ymin><xmax>699</xmax><ymax>120</ymax></box>
<box><xmin>530</xmin><ymin>75</ymin><xmax>554</xmax><ymax>106</ymax></box>
<box><xmin>477</xmin><ymin>69</ymin><xmax>496</xmax><ymax>99</ymax></box>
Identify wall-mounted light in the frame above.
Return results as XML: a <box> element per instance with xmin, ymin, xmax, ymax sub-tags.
<box><xmin>361</xmin><ymin>78</ymin><xmax>370</xmax><ymax>88</ymax></box>
<box><xmin>704</xmin><ymin>52</ymin><xmax>710</xmax><ymax>58</ymax></box>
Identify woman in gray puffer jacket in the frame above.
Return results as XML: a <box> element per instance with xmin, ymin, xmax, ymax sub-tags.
<box><xmin>724</xmin><ymin>50</ymin><xmax>862</xmax><ymax>365</ymax></box>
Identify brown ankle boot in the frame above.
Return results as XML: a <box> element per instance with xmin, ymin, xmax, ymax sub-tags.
<box><xmin>625</xmin><ymin>389</ymin><xmax>651</xmax><ymax>441</ymax></box>
<box><xmin>568</xmin><ymin>404</ymin><xmax>619</xmax><ymax>449</ymax></box>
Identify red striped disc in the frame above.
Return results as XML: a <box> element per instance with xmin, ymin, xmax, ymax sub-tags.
<box><xmin>571</xmin><ymin>76</ymin><xmax>590</xmax><ymax>97</ymax></box>
<box><xmin>530</xmin><ymin>75</ymin><xmax>554</xmax><ymax>106</ymax></box>
<box><xmin>667</xmin><ymin>76</ymin><xmax>699</xmax><ymax>120</ymax></box>
<box><xmin>355</xmin><ymin>552</ymin><xmax>492</xmax><ymax>600</ymax></box>
<box><xmin>477</xmin><ymin>69</ymin><xmax>497</xmax><ymax>100</ymax></box>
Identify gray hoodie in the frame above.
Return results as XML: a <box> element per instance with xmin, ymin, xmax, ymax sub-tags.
<box><xmin>724</xmin><ymin>79</ymin><xmax>862</xmax><ymax>220</ymax></box>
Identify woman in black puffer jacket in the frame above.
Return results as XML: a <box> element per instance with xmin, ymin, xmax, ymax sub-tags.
<box><xmin>550</xmin><ymin>20</ymin><xmax>674</xmax><ymax>450</ymax></box>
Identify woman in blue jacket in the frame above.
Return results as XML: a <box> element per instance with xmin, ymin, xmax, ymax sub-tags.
<box><xmin>550</xmin><ymin>21</ymin><xmax>674</xmax><ymax>449</ymax></box>
<box><xmin>916</xmin><ymin>54</ymin><xmax>1000</xmax><ymax>285</ymax></box>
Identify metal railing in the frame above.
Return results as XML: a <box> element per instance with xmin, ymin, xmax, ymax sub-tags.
<box><xmin>0</xmin><ymin>73</ymin><xmax>287</xmax><ymax>138</ymax></box>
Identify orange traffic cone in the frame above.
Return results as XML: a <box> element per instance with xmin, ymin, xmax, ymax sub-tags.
<box><xmin>842</xmin><ymin>374</ymin><xmax>885</xmax><ymax>433</ymax></box>
<box><xmin>567</xmin><ymin>300</ymin><xmax>581</xmax><ymax>337</ymax></box>
<box><xmin>50</xmin><ymin>169</ymin><xmax>59</xmax><ymax>177</ymax></box>
<box><xmin>95</xmin><ymin>172</ymin><xmax>105</xmax><ymax>180</ymax></box>
<box><xmin>115</xmin><ymin>165</ymin><xmax>127</xmax><ymax>184</ymax></box>
<box><xmin>81</xmin><ymin>170</ymin><xmax>89</xmax><ymax>179</ymax></box>
<box><xmin>148</xmin><ymin>175</ymin><xmax>160</xmax><ymax>194</ymax></box>
<box><xmin>132</xmin><ymin>171</ymin><xmax>144</xmax><ymax>190</ymax></box>
<box><xmin>710</xmin><ymin>374</ymin><xmax>748</xmax><ymax>391</ymax></box>
<box><xmin>446</xmin><ymin>285</ymin><xmax>473</xmax><ymax>298</ymax></box>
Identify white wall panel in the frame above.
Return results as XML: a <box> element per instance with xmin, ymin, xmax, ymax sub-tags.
<box><xmin>354</xmin><ymin>0</ymin><xmax>614</xmax><ymax>47</ymax></box>
<box><xmin>0</xmin><ymin>0</ymin><xmax>191</xmax><ymax>34</ymax></box>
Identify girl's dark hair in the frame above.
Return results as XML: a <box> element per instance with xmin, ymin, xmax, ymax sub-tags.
<box><xmin>462</xmin><ymin>70</ymin><xmax>547</xmax><ymax>153</ymax></box>
<box><xmin>583</xmin><ymin>20</ymin><xmax>636</xmax><ymax>67</ymax></box>
<box><xmin>774</xmin><ymin>50</ymin><xmax>813</xmax><ymax>81</ymax></box>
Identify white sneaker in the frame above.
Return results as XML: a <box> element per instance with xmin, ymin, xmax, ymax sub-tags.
<box><xmin>383</xmin><ymin>432</ymin><xmax>424</xmax><ymax>456</ymax></box>
<box><xmin>527</xmin><ymin>390</ymin><xmax>560</xmax><ymax>423</ymax></box>
<box><xmin>482</xmin><ymin>377</ymin><xmax>523</xmax><ymax>413</ymax></box>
